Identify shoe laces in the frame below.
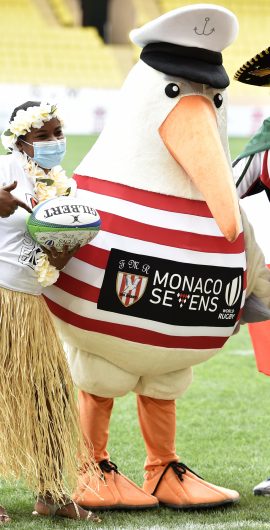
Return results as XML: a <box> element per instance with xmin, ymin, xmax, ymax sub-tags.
<box><xmin>152</xmin><ymin>461</ymin><xmax>203</xmax><ymax>495</ymax></box>
<box><xmin>170</xmin><ymin>462</ymin><xmax>188</xmax><ymax>481</ymax></box>
<box><xmin>99</xmin><ymin>460</ymin><xmax>119</xmax><ymax>475</ymax></box>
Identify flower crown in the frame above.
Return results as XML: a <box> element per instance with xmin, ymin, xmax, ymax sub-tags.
<box><xmin>1</xmin><ymin>102</ymin><xmax>64</xmax><ymax>151</ymax></box>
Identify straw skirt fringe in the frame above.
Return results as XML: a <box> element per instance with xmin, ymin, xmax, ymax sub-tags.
<box><xmin>0</xmin><ymin>286</ymin><xmax>94</xmax><ymax>499</ymax></box>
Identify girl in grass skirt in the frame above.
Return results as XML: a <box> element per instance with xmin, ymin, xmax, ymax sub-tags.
<box><xmin>0</xmin><ymin>101</ymin><xmax>99</xmax><ymax>524</ymax></box>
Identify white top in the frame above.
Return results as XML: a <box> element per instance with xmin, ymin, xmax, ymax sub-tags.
<box><xmin>233</xmin><ymin>151</ymin><xmax>269</xmax><ymax>198</ymax></box>
<box><xmin>0</xmin><ymin>151</ymin><xmax>42</xmax><ymax>295</ymax></box>
<box><xmin>233</xmin><ymin>151</ymin><xmax>270</xmax><ymax>263</ymax></box>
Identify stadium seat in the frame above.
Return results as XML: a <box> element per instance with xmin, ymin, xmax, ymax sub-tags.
<box><xmin>0</xmin><ymin>0</ymin><xmax>123</xmax><ymax>88</ymax></box>
<box><xmin>47</xmin><ymin>0</ymin><xmax>75</xmax><ymax>27</ymax></box>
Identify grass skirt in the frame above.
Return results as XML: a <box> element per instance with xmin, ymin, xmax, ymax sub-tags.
<box><xmin>0</xmin><ymin>287</ymin><xmax>96</xmax><ymax>499</ymax></box>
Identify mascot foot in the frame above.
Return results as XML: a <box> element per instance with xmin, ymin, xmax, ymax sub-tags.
<box><xmin>143</xmin><ymin>462</ymin><xmax>239</xmax><ymax>509</ymax></box>
<box><xmin>73</xmin><ymin>460</ymin><xmax>159</xmax><ymax>510</ymax></box>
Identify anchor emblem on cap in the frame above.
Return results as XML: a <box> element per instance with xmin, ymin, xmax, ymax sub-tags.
<box><xmin>194</xmin><ymin>17</ymin><xmax>215</xmax><ymax>36</ymax></box>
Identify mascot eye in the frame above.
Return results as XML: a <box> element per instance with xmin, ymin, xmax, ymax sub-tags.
<box><xmin>214</xmin><ymin>93</ymin><xmax>223</xmax><ymax>108</ymax></box>
<box><xmin>165</xmin><ymin>83</ymin><xmax>180</xmax><ymax>98</ymax></box>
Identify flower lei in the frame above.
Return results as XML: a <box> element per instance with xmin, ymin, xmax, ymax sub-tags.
<box><xmin>25</xmin><ymin>158</ymin><xmax>74</xmax><ymax>287</ymax></box>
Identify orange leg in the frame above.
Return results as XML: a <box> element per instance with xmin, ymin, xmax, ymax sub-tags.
<box><xmin>137</xmin><ymin>395</ymin><xmax>239</xmax><ymax>508</ymax></box>
<box><xmin>137</xmin><ymin>395</ymin><xmax>179</xmax><ymax>470</ymax></box>
<box><xmin>78</xmin><ymin>391</ymin><xmax>113</xmax><ymax>462</ymax></box>
<box><xmin>74</xmin><ymin>391</ymin><xmax>159</xmax><ymax>510</ymax></box>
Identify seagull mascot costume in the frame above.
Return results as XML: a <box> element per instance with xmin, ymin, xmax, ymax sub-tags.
<box><xmin>44</xmin><ymin>4</ymin><xmax>270</xmax><ymax>511</ymax></box>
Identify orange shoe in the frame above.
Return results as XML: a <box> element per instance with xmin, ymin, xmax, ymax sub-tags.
<box><xmin>73</xmin><ymin>460</ymin><xmax>159</xmax><ymax>511</ymax></box>
<box><xmin>143</xmin><ymin>462</ymin><xmax>239</xmax><ymax>509</ymax></box>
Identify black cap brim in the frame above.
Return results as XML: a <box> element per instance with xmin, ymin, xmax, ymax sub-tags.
<box><xmin>234</xmin><ymin>47</ymin><xmax>270</xmax><ymax>86</ymax></box>
<box><xmin>140</xmin><ymin>42</ymin><xmax>230</xmax><ymax>89</ymax></box>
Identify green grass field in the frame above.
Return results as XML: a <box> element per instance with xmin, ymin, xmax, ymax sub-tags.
<box><xmin>61</xmin><ymin>136</ymin><xmax>248</xmax><ymax>176</ymax></box>
<box><xmin>2</xmin><ymin>136</ymin><xmax>270</xmax><ymax>530</ymax></box>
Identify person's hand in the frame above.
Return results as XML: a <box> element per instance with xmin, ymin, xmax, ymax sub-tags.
<box><xmin>0</xmin><ymin>181</ymin><xmax>32</xmax><ymax>217</ymax></box>
<box><xmin>41</xmin><ymin>243</ymin><xmax>80</xmax><ymax>270</ymax></box>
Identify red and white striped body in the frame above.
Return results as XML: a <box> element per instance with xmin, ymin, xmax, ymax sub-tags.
<box><xmin>45</xmin><ymin>174</ymin><xmax>246</xmax><ymax>377</ymax></box>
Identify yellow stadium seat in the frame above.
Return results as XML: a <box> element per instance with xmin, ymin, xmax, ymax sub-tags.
<box><xmin>0</xmin><ymin>0</ymin><xmax>124</xmax><ymax>88</ymax></box>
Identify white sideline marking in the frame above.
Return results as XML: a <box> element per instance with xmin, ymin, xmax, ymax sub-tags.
<box><xmin>95</xmin><ymin>523</ymin><xmax>270</xmax><ymax>530</ymax></box>
<box><xmin>230</xmin><ymin>349</ymin><xmax>253</xmax><ymax>356</ymax></box>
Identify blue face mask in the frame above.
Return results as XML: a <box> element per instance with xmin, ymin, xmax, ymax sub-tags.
<box><xmin>22</xmin><ymin>138</ymin><xmax>66</xmax><ymax>169</ymax></box>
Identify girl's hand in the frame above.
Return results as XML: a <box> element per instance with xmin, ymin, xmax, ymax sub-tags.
<box><xmin>41</xmin><ymin>243</ymin><xmax>80</xmax><ymax>270</ymax></box>
<box><xmin>0</xmin><ymin>181</ymin><xmax>32</xmax><ymax>217</ymax></box>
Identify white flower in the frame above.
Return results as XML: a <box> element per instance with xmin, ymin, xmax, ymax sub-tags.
<box><xmin>10</xmin><ymin>117</ymin><xmax>29</xmax><ymax>136</ymax></box>
<box><xmin>55</xmin><ymin>179</ymin><xmax>70</xmax><ymax>195</ymax></box>
<box><xmin>14</xmin><ymin>109</ymin><xmax>28</xmax><ymax>122</ymax></box>
<box><xmin>35</xmin><ymin>181</ymin><xmax>57</xmax><ymax>202</ymax></box>
<box><xmin>35</xmin><ymin>253</ymin><xmax>59</xmax><ymax>287</ymax></box>
<box><xmin>39</xmin><ymin>103</ymin><xmax>54</xmax><ymax>116</ymax></box>
<box><xmin>10</xmin><ymin>109</ymin><xmax>32</xmax><ymax>135</ymax></box>
<box><xmin>51</xmin><ymin>166</ymin><xmax>71</xmax><ymax>195</ymax></box>
<box><xmin>31</xmin><ymin>118</ymin><xmax>44</xmax><ymax>130</ymax></box>
<box><xmin>25</xmin><ymin>158</ymin><xmax>43</xmax><ymax>178</ymax></box>
<box><xmin>51</xmin><ymin>165</ymin><xmax>64</xmax><ymax>178</ymax></box>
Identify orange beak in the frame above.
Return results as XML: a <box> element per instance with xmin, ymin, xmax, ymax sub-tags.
<box><xmin>159</xmin><ymin>95</ymin><xmax>241</xmax><ymax>242</ymax></box>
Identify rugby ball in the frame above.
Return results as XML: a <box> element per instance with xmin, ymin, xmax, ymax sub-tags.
<box><xmin>26</xmin><ymin>196</ymin><xmax>101</xmax><ymax>251</ymax></box>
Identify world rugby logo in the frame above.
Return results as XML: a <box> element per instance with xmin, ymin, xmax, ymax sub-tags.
<box><xmin>225</xmin><ymin>275</ymin><xmax>242</xmax><ymax>307</ymax></box>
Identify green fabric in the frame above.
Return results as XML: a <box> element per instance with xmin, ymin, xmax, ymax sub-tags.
<box><xmin>237</xmin><ymin>117</ymin><xmax>270</xmax><ymax>160</ymax></box>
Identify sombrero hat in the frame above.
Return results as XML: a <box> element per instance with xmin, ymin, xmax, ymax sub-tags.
<box><xmin>234</xmin><ymin>46</ymin><xmax>270</xmax><ymax>86</ymax></box>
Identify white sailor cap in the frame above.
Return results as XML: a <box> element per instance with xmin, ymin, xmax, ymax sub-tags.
<box><xmin>130</xmin><ymin>4</ymin><xmax>239</xmax><ymax>89</ymax></box>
